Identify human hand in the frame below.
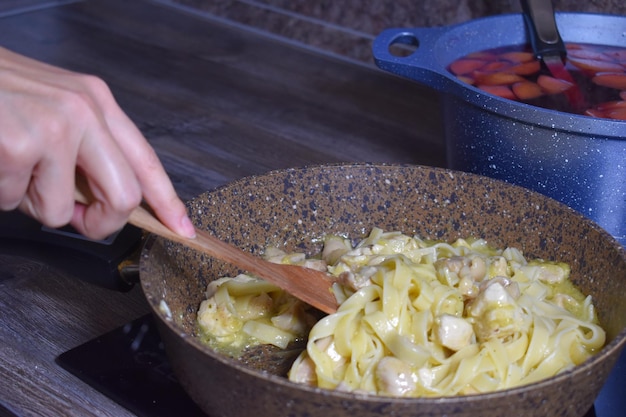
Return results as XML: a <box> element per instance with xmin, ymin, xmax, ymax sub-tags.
<box><xmin>0</xmin><ymin>47</ymin><xmax>196</xmax><ymax>240</ymax></box>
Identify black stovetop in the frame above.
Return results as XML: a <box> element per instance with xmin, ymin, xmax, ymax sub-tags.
<box><xmin>56</xmin><ymin>314</ymin><xmax>625</xmax><ymax>417</ymax></box>
<box><xmin>57</xmin><ymin>314</ymin><xmax>205</xmax><ymax>417</ymax></box>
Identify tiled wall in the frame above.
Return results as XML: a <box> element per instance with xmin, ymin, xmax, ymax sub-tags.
<box><xmin>165</xmin><ymin>0</ymin><xmax>626</xmax><ymax>64</ymax></box>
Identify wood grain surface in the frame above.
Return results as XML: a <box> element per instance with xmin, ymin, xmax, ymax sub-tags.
<box><xmin>0</xmin><ymin>0</ymin><xmax>443</xmax><ymax>415</ymax></box>
<box><xmin>0</xmin><ymin>0</ymin><xmax>77</xmax><ymax>16</ymax></box>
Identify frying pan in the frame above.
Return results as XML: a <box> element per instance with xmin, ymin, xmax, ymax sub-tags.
<box><xmin>139</xmin><ymin>163</ymin><xmax>626</xmax><ymax>417</ymax></box>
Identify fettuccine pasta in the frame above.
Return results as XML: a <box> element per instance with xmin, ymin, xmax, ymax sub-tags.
<box><xmin>197</xmin><ymin>228</ymin><xmax>605</xmax><ymax>397</ymax></box>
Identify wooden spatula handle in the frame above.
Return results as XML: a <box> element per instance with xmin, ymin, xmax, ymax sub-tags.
<box><xmin>74</xmin><ymin>182</ymin><xmax>338</xmax><ymax>314</ymax></box>
<box><xmin>128</xmin><ymin>204</ymin><xmax>273</xmax><ymax>275</ymax></box>
<box><xmin>129</xmin><ymin>204</ymin><xmax>338</xmax><ymax>313</ymax></box>
<box><xmin>73</xmin><ymin>185</ymin><xmax>247</xmax><ymax>261</ymax></box>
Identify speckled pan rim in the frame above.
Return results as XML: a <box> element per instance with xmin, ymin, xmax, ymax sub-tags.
<box><xmin>141</xmin><ymin>162</ymin><xmax>626</xmax><ymax>405</ymax></box>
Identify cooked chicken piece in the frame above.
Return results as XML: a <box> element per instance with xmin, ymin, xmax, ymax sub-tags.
<box><xmin>197</xmin><ymin>299</ymin><xmax>242</xmax><ymax>344</ymax></box>
<box><xmin>435</xmin><ymin>255</ymin><xmax>487</xmax><ymax>297</ymax></box>
<box><xmin>478</xmin><ymin>276</ymin><xmax>520</xmax><ymax>300</ymax></box>
<box><xmin>467</xmin><ymin>280</ymin><xmax>529</xmax><ymax>342</ymax></box>
<box><xmin>488</xmin><ymin>256</ymin><xmax>509</xmax><ymax>277</ymax></box>
<box><xmin>289</xmin><ymin>356</ymin><xmax>317</xmax><ymax>386</ymax></box>
<box><xmin>271</xmin><ymin>299</ymin><xmax>309</xmax><ymax>334</ymax></box>
<box><xmin>467</xmin><ymin>256</ymin><xmax>487</xmax><ymax>281</ymax></box>
<box><xmin>337</xmin><ymin>265</ymin><xmax>378</xmax><ymax>291</ymax></box>
<box><xmin>469</xmin><ymin>279</ymin><xmax>515</xmax><ymax>317</ymax></box>
<box><xmin>263</xmin><ymin>247</ymin><xmax>288</xmax><ymax>264</ymax></box>
<box><xmin>434</xmin><ymin>314</ymin><xmax>475</xmax><ymax>351</ymax></box>
<box><xmin>417</xmin><ymin>367</ymin><xmax>436</xmax><ymax>389</ymax></box>
<box><xmin>375</xmin><ymin>356</ymin><xmax>417</xmax><ymax>396</ymax></box>
<box><xmin>302</xmin><ymin>258</ymin><xmax>328</xmax><ymax>271</ymax></box>
<box><xmin>264</xmin><ymin>246</ymin><xmax>328</xmax><ymax>271</ymax></box>
<box><xmin>435</xmin><ymin>256</ymin><xmax>465</xmax><ymax>286</ymax></box>
<box><xmin>457</xmin><ymin>275</ymin><xmax>480</xmax><ymax>299</ymax></box>
<box><xmin>322</xmin><ymin>235</ymin><xmax>352</xmax><ymax>264</ymax></box>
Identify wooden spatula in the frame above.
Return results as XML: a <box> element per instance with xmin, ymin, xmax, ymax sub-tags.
<box><xmin>75</xmin><ymin>189</ymin><xmax>338</xmax><ymax>314</ymax></box>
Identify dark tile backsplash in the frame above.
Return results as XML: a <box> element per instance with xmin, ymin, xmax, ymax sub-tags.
<box><xmin>164</xmin><ymin>0</ymin><xmax>626</xmax><ymax>64</ymax></box>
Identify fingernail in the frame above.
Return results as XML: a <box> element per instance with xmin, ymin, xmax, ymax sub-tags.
<box><xmin>181</xmin><ymin>215</ymin><xmax>196</xmax><ymax>239</ymax></box>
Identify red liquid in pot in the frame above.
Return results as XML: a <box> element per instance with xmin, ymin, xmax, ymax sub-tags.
<box><xmin>447</xmin><ymin>43</ymin><xmax>626</xmax><ymax>120</ymax></box>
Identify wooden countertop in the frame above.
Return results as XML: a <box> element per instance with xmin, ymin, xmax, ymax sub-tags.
<box><xmin>0</xmin><ymin>0</ymin><xmax>444</xmax><ymax>415</ymax></box>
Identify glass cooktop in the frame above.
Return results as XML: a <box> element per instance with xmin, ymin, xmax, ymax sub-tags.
<box><xmin>57</xmin><ymin>314</ymin><xmax>205</xmax><ymax>417</ymax></box>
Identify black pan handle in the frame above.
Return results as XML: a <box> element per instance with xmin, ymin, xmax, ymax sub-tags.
<box><xmin>520</xmin><ymin>0</ymin><xmax>566</xmax><ymax>59</ymax></box>
<box><xmin>0</xmin><ymin>210</ymin><xmax>143</xmax><ymax>291</ymax></box>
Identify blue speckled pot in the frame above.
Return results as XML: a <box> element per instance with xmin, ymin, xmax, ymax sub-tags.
<box><xmin>372</xmin><ymin>13</ymin><xmax>626</xmax><ymax>247</ymax></box>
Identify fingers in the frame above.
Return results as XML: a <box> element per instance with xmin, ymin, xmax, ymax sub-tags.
<box><xmin>0</xmin><ymin>47</ymin><xmax>195</xmax><ymax>240</ymax></box>
<box><xmin>0</xmin><ymin>74</ymin><xmax>78</xmax><ymax>226</ymax></box>
<box><xmin>97</xmin><ymin>92</ymin><xmax>196</xmax><ymax>238</ymax></box>
<box><xmin>0</xmin><ymin>134</ymin><xmax>36</xmax><ymax>212</ymax></box>
<box><xmin>70</xmin><ymin>126</ymin><xmax>142</xmax><ymax>240</ymax></box>
<box><xmin>18</xmin><ymin>150</ymin><xmax>77</xmax><ymax>229</ymax></box>
<box><xmin>57</xmin><ymin>74</ymin><xmax>195</xmax><ymax>239</ymax></box>
<box><xmin>0</xmin><ymin>57</ymin><xmax>135</xmax><ymax>239</ymax></box>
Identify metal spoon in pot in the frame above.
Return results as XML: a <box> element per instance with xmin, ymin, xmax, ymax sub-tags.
<box><xmin>75</xmin><ymin>188</ymin><xmax>339</xmax><ymax>315</ymax></box>
<box><xmin>520</xmin><ymin>0</ymin><xmax>587</xmax><ymax>112</ymax></box>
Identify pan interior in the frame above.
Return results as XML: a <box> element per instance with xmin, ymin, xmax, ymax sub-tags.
<box><xmin>140</xmin><ymin>164</ymin><xmax>626</xmax><ymax>381</ymax></box>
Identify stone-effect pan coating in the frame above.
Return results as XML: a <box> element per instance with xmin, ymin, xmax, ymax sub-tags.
<box><xmin>140</xmin><ymin>163</ymin><xmax>626</xmax><ymax>417</ymax></box>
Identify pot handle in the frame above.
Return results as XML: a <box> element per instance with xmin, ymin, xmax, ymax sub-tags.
<box><xmin>0</xmin><ymin>210</ymin><xmax>143</xmax><ymax>291</ymax></box>
<box><xmin>372</xmin><ymin>27</ymin><xmax>459</xmax><ymax>93</ymax></box>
